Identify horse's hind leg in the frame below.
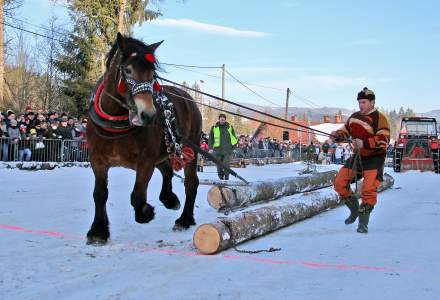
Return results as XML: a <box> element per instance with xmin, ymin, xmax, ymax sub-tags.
<box><xmin>174</xmin><ymin>158</ymin><xmax>199</xmax><ymax>230</ymax></box>
<box><xmin>87</xmin><ymin>164</ymin><xmax>110</xmax><ymax>245</ymax></box>
<box><xmin>156</xmin><ymin>161</ymin><xmax>181</xmax><ymax>210</ymax></box>
<box><xmin>131</xmin><ymin>164</ymin><xmax>155</xmax><ymax>223</ymax></box>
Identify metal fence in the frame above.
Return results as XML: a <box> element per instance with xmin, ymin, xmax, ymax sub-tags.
<box><xmin>1</xmin><ymin>137</ymin><xmax>309</xmax><ymax>163</ymax></box>
<box><xmin>1</xmin><ymin>137</ymin><xmax>88</xmax><ymax>163</ymax></box>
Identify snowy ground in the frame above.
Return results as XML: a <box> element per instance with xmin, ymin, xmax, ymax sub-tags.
<box><xmin>1</xmin><ymin>162</ymin><xmax>439</xmax><ymax>300</ymax></box>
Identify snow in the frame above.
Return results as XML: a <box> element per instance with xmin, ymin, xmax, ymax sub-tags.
<box><xmin>1</xmin><ymin>162</ymin><xmax>439</xmax><ymax>300</ymax></box>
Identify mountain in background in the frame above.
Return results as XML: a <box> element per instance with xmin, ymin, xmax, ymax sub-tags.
<box><xmin>421</xmin><ymin>110</ymin><xmax>440</xmax><ymax>121</ymax></box>
<box><xmin>232</xmin><ymin>103</ymin><xmax>354</xmax><ymax>123</ymax></box>
<box><xmin>233</xmin><ymin>103</ymin><xmax>439</xmax><ymax>123</ymax></box>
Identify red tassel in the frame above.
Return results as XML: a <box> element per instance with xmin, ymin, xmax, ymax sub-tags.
<box><xmin>153</xmin><ymin>81</ymin><xmax>161</xmax><ymax>91</ymax></box>
<box><xmin>117</xmin><ymin>79</ymin><xmax>127</xmax><ymax>94</ymax></box>
<box><xmin>181</xmin><ymin>146</ymin><xmax>195</xmax><ymax>163</ymax></box>
<box><xmin>170</xmin><ymin>154</ymin><xmax>184</xmax><ymax>171</ymax></box>
<box><xmin>145</xmin><ymin>53</ymin><xmax>156</xmax><ymax>63</ymax></box>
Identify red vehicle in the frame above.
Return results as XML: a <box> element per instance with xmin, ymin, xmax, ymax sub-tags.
<box><xmin>393</xmin><ymin>117</ymin><xmax>439</xmax><ymax>173</ymax></box>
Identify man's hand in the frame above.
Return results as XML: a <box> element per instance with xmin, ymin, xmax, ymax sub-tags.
<box><xmin>352</xmin><ymin>138</ymin><xmax>364</xmax><ymax>150</ymax></box>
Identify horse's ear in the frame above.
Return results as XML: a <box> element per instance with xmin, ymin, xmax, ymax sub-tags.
<box><xmin>148</xmin><ymin>40</ymin><xmax>164</xmax><ymax>52</ymax></box>
<box><xmin>117</xmin><ymin>32</ymin><xmax>125</xmax><ymax>50</ymax></box>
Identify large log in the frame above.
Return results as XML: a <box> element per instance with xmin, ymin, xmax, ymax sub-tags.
<box><xmin>207</xmin><ymin>170</ymin><xmax>337</xmax><ymax>211</ymax></box>
<box><xmin>194</xmin><ymin>173</ymin><xmax>394</xmax><ymax>254</ymax></box>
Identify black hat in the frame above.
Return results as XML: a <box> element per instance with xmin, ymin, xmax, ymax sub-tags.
<box><xmin>357</xmin><ymin>87</ymin><xmax>375</xmax><ymax>101</ymax></box>
<box><xmin>218</xmin><ymin>113</ymin><xmax>227</xmax><ymax>119</ymax></box>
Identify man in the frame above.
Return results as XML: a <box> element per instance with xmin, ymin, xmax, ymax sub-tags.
<box><xmin>208</xmin><ymin>113</ymin><xmax>237</xmax><ymax>180</ymax></box>
<box><xmin>330</xmin><ymin>87</ymin><xmax>390</xmax><ymax>233</ymax></box>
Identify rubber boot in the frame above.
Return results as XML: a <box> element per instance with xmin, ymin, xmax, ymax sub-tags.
<box><xmin>357</xmin><ymin>203</ymin><xmax>374</xmax><ymax>233</ymax></box>
<box><xmin>343</xmin><ymin>195</ymin><xmax>359</xmax><ymax>224</ymax></box>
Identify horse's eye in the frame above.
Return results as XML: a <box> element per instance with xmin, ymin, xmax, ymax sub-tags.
<box><xmin>124</xmin><ymin>67</ymin><xmax>132</xmax><ymax>76</ymax></box>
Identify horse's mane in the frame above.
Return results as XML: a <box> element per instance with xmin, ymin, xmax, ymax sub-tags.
<box><xmin>105</xmin><ymin>36</ymin><xmax>160</xmax><ymax>71</ymax></box>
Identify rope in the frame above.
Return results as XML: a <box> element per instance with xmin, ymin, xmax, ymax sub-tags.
<box><xmin>157</xmin><ymin>76</ymin><xmax>341</xmax><ymax>140</ymax></box>
<box><xmin>163</xmin><ymin>89</ymin><xmax>332</xmax><ymax>139</ymax></box>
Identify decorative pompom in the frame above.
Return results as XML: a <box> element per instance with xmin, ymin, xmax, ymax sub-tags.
<box><xmin>117</xmin><ymin>79</ymin><xmax>127</xmax><ymax>94</ymax></box>
<box><xmin>145</xmin><ymin>53</ymin><xmax>156</xmax><ymax>63</ymax></box>
<box><xmin>153</xmin><ymin>81</ymin><xmax>161</xmax><ymax>91</ymax></box>
<box><xmin>181</xmin><ymin>146</ymin><xmax>195</xmax><ymax>163</ymax></box>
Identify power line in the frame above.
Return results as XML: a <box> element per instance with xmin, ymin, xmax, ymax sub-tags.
<box><xmin>225</xmin><ymin>69</ymin><xmax>282</xmax><ymax>107</ymax></box>
<box><xmin>6</xmin><ymin>15</ymin><xmax>67</xmax><ymax>37</ymax></box>
<box><xmin>2</xmin><ymin>21</ymin><xmax>65</xmax><ymax>43</ymax></box>
<box><xmin>161</xmin><ymin>62</ymin><xmax>222</xmax><ymax>69</ymax></box>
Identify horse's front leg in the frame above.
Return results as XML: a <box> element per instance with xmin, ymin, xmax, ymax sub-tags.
<box><xmin>87</xmin><ymin>164</ymin><xmax>110</xmax><ymax>245</ymax></box>
<box><xmin>156</xmin><ymin>161</ymin><xmax>181</xmax><ymax>210</ymax></box>
<box><xmin>174</xmin><ymin>158</ymin><xmax>199</xmax><ymax>230</ymax></box>
<box><xmin>131</xmin><ymin>163</ymin><xmax>155</xmax><ymax>223</ymax></box>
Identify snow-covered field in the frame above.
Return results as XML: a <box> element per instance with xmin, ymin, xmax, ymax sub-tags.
<box><xmin>1</xmin><ymin>163</ymin><xmax>439</xmax><ymax>300</ymax></box>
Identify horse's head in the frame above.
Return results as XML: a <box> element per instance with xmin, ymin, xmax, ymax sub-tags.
<box><xmin>107</xmin><ymin>33</ymin><xmax>163</xmax><ymax>126</ymax></box>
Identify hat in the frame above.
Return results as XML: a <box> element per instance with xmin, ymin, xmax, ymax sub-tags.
<box><xmin>81</xmin><ymin>118</ymin><xmax>88</xmax><ymax>123</ymax></box>
<box><xmin>61</xmin><ymin>116</ymin><xmax>68</xmax><ymax>122</ymax></box>
<box><xmin>10</xmin><ymin>119</ymin><xmax>17</xmax><ymax>126</ymax></box>
<box><xmin>30</xmin><ymin>128</ymin><xmax>37</xmax><ymax>135</ymax></box>
<box><xmin>27</xmin><ymin>111</ymin><xmax>35</xmax><ymax>116</ymax></box>
<box><xmin>357</xmin><ymin>87</ymin><xmax>375</xmax><ymax>101</ymax></box>
<box><xmin>218</xmin><ymin>113</ymin><xmax>227</xmax><ymax>119</ymax></box>
<box><xmin>7</xmin><ymin>110</ymin><xmax>15</xmax><ymax>117</ymax></box>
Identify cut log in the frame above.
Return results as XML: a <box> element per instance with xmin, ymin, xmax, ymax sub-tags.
<box><xmin>194</xmin><ymin>173</ymin><xmax>394</xmax><ymax>254</ymax></box>
<box><xmin>207</xmin><ymin>170</ymin><xmax>337</xmax><ymax>211</ymax></box>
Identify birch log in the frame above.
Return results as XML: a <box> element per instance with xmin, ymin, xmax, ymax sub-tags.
<box><xmin>194</xmin><ymin>173</ymin><xmax>394</xmax><ymax>254</ymax></box>
<box><xmin>207</xmin><ymin>170</ymin><xmax>337</xmax><ymax>211</ymax></box>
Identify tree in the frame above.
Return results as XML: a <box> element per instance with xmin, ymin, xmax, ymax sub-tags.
<box><xmin>55</xmin><ymin>0</ymin><xmax>162</xmax><ymax>115</ymax></box>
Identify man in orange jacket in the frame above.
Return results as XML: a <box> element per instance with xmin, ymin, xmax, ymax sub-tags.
<box><xmin>330</xmin><ymin>87</ymin><xmax>390</xmax><ymax>233</ymax></box>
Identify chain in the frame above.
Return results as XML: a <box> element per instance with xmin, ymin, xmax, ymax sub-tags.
<box><xmin>154</xmin><ymin>89</ymin><xmax>182</xmax><ymax>157</ymax></box>
<box><xmin>232</xmin><ymin>245</ymin><xmax>281</xmax><ymax>254</ymax></box>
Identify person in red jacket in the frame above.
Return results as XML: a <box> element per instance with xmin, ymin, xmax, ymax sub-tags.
<box><xmin>330</xmin><ymin>87</ymin><xmax>390</xmax><ymax>233</ymax></box>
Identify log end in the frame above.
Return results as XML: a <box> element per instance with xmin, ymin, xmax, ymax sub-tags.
<box><xmin>207</xmin><ymin>186</ymin><xmax>234</xmax><ymax>210</ymax></box>
<box><xmin>193</xmin><ymin>224</ymin><xmax>222</xmax><ymax>254</ymax></box>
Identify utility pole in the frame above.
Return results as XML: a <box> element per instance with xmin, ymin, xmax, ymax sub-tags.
<box><xmin>284</xmin><ymin>88</ymin><xmax>290</xmax><ymax>120</ymax></box>
<box><xmin>221</xmin><ymin>64</ymin><xmax>225</xmax><ymax>109</ymax></box>
<box><xmin>0</xmin><ymin>0</ymin><xmax>4</xmax><ymax>109</ymax></box>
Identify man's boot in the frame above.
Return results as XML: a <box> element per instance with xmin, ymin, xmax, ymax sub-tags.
<box><xmin>357</xmin><ymin>203</ymin><xmax>374</xmax><ymax>233</ymax></box>
<box><xmin>343</xmin><ymin>195</ymin><xmax>359</xmax><ymax>224</ymax></box>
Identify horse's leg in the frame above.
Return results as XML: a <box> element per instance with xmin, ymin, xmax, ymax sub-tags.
<box><xmin>87</xmin><ymin>163</ymin><xmax>110</xmax><ymax>245</ymax></box>
<box><xmin>156</xmin><ymin>161</ymin><xmax>181</xmax><ymax>210</ymax></box>
<box><xmin>131</xmin><ymin>164</ymin><xmax>156</xmax><ymax>223</ymax></box>
<box><xmin>174</xmin><ymin>157</ymin><xmax>199</xmax><ymax>230</ymax></box>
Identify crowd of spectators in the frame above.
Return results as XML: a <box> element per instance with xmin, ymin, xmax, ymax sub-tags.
<box><xmin>0</xmin><ymin>106</ymin><xmax>88</xmax><ymax>162</ymax></box>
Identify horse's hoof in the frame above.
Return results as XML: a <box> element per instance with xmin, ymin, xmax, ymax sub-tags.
<box><xmin>86</xmin><ymin>224</ymin><xmax>109</xmax><ymax>245</ymax></box>
<box><xmin>172</xmin><ymin>223</ymin><xmax>189</xmax><ymax>231</ymax></box>
<box><xmin>135</xmin><ymin>204</ymin><xmax>155</xmax><ymax>224</ymax></box>
<box><xmin>173</xmin><ymin>216</ymin><xmax>196</xmax><ymax>231</ymax></box>
<box><xmin>86</xmin><ymin>236</ymin><xmax>108</xmax><ymax>246</ymax></box>
<box><xmin>160</xmin><ymin>193</ymin><xmax>181</xmax><ymax>210</ymax></box>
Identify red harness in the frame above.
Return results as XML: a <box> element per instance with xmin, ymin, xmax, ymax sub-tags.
<box><xmin>92</xmin><ymin>80</ymin><xmax>132</xmax><ymax>133</ymax></box>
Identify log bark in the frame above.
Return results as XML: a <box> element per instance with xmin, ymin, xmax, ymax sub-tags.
<box><xmin>207</xmin><ymin>170</ymin><xmax>337</xmax><ymax>211</ymax></box>
<box><xmin>194</xmin><ymin>173</ymin><xmax>394</xmax><ymax>254</ymax></box>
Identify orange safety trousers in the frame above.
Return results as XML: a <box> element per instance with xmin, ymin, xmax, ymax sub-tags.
<box><xmin>333</xmin><ymin>167</ymin><xmax>381</xmax><ymax>206</ymax></box>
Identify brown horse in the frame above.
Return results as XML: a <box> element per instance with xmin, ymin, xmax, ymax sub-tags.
<box><xmin>86</xmin><ymin>33</ymin><xmax>201</xmax><ymax>245</ymax></box>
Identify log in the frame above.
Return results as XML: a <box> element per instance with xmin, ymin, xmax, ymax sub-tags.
<box><xmin>194</xmin><ymin>173</ymin><xmax>394</xmax><ymax>254</ymax></box>
<box><xmin>207</xmin><ymin>170</ymin><xmax>337</xmax><ymax>211</ymax></box>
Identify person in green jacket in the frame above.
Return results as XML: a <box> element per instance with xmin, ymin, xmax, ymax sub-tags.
<box><xmin>208</xmin><ymin>113</ymin><xmax>238</xmax><ymax>180</ymax></box>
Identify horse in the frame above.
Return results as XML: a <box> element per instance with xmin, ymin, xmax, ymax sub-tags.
<box><xmin>86</xmin><ymin>33</ymin><xmax>202</xmax><ymax>245</ymax></box>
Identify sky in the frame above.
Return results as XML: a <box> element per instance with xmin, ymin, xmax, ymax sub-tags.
<box><xmin>11</xmin><ymin>0</ymin><xmax>440</xmax><ymax>113</ymax></box>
